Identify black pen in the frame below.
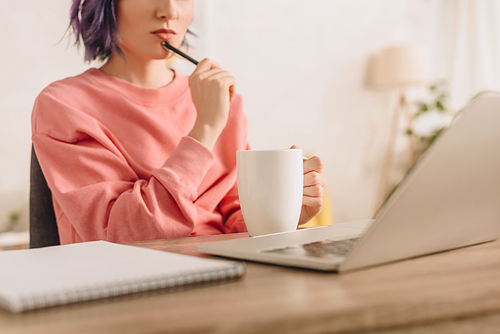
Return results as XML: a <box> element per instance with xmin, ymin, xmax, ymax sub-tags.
<box><xmin>161</xmin><ymin>41</ymin><xmax>199</xmax><ymax>65</ymax></box>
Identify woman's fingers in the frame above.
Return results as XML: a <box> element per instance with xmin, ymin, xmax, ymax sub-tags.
<box><xmin>304</xmin><ymin>171</ymin><xmax>327</xmax><ymax>188</ymax></box>
<box><xmin>303</xmin><ymin>156</ymin><xmax>324</xmax><ymax>174</ymax></box>
<box><xmin>188</xmin><ymin>57</ymin><xmax>236</xmax><ymax>150</ymax></box>
<box><xmin>302</xmin><ymin>195</ymin><xmax>324</xmax><ymax>209</ymax></box>
<box><xmin>303</xmin><ymin>172</ymin><xmax>326</xmax><ymax>211</ymax></box>
<box><xmin>191</xmin><ymin>58</ymin><xmax>221</xmax><ymax>75</ymax></box>
<box><xmin>203</xmin><ymin>69</ymin><xmax>235</xmax><ymax>86</ymax></box>
<box><xmin>290</xmin><ymin>145</ymin><xmax>328</xmax><ymax>225</ymax></box>
<box><xmin>289</xmin><ymin>145</ymin><xmax>324</xmax><ymax>174</ymax></box>
<box><xmin>229</xmin><ymin>82</ymin><xmax>236</xmax><ymax>102</ymax></box>
<box><xmin>195</xmin><ymin>68</ymin><xmax>230</xmax><ymax>82</ymax></box>
<box><xmin>289</xmin><ymin>145</ymin><xmax>328</xmax><ymax>198</ymax></box>
<box><xmin>303</xmin><ymin>183</ymin><xmax>325</xmax><ymax>198</ymax></box>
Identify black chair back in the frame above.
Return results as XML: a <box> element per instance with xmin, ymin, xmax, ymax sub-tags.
<box><xmin>29</xmin><ymin>146</ymin><xmax>60</xmax><ymax>248</ymax></box>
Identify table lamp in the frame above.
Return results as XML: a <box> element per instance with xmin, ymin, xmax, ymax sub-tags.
<box><xmin>369</xmin><ymin>45</ymin><xmax>430</xmax><ymax>212</ymax></box>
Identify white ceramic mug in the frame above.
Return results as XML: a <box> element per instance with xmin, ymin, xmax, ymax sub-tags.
<box><xmin>236</xmin><ymin>149</ymin><xmax>303</xmax><ymax>237</ymax></box>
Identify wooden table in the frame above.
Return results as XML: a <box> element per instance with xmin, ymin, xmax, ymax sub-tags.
<box><xmin>2</xmin><ymin>233</ymin><xmax>500</xmax><ymax>334</ymax></box>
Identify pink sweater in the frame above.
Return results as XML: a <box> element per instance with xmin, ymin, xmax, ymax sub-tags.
<box><xmin>31</xmin><ymin>68</ymin><xmax>249</xmax><ymax>244</ymax></box>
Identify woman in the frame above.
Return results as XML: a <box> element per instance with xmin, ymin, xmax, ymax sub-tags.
<box><xmin>31</xmin><ymin>0</ymin><xmax>327</xmax><ymax>244</ymax></box>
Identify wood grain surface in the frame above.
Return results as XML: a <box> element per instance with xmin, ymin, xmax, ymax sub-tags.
<box><xmin>2</xmin><ymin>233</ymin><xmax>500</xmax><ymax>334</ymax></box>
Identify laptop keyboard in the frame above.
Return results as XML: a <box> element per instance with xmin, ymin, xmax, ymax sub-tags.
<box><xmin>261</xmin><ymin>237</ymin><xmax>361</xmax><ymax>259</ymax></box>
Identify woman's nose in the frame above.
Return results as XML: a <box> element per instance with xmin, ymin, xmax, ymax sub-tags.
<box><xmin>157</xmin><ymin>1</ymin><xmax>178</xmax><ymax>21</ymax></box>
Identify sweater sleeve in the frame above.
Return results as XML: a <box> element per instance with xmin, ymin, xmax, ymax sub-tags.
<box><xmin>32</xmin><ymin>91</ymin><xmax>216</xmax><ymax>243</ymax></box>
<box><xmin>219</xmin><ymin>182</ymin><xmax>247</xmax><ymax>233</ymax></box>
<box><xmin>33</xmin><ymin>134</ymin><xmax>215</xmax><ymax>242</ymax></box>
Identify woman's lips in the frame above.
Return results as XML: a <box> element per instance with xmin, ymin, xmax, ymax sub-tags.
<box><xmin>151</xmin><ymin>29</ymin><xmax>176</xmax><ymax>41</ymax></box>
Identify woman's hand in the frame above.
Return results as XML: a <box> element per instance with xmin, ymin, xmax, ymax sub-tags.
<box><xmin>188</xmin><ymin>58</ymin><xmax>236</xmax><ymax>150</ymax></box>
<box><xmin>291</xmin><ymin>145</ymin><xmax>328</xmax><ymax>226</ymax></box>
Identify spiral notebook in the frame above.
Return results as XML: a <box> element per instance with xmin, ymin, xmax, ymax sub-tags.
<box><xmin>0</xmin><ymin>241</ymin><xmax>245</xmax><ymax>313</ymax></box>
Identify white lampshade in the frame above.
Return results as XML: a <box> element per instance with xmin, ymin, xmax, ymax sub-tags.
<box><xmin>371</xmin><ymin>45</ymin><xmax>431</xmax><ymax>88</ymax></box>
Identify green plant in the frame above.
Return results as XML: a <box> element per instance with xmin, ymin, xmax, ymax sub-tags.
<box><xmin>407</xmin><ymin>81</ymin><xmax>450</xmax><ymax>162</ymax></box>
<box><xmin>382</xmin><ymin>82</ymin><xmax>452</xmax><ymax>207</ymax></box>
<box><xmin>4</xmin><ymin>212</ymin><xmax>20</xmax><ymax>232</ymax></box>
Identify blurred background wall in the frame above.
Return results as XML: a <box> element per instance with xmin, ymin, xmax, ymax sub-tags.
<box><xmin>1</xmin><ymin>0</ymin><xmax>499</xmax><ymax>232</ymax></box>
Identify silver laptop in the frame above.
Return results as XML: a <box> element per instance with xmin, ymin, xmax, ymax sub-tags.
<box><xmin>197</xmin><ymin>92</ymin><xmax>500</xmax><ymax>272</ymax></box>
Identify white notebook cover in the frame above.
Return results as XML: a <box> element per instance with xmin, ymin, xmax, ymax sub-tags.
<box><xmin>0</xmin><ymin>241</ymin><xmax>245</xmax><ymax>313</ymax></box>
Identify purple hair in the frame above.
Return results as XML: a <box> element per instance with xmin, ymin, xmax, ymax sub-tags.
<box><xmin>70</xmin><ymin>0</ymin><xmax>120</xmax><ymax>62</ymax></box>
<box><xmin>69</xmin><ymin>0</ymin><xmax>193</xmax><ymax>63</ymax></box>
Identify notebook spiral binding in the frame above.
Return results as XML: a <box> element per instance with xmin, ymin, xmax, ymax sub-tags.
<box><xmin>17</xmin><ymin>262</ymin><xmax>245</xmax><ymax>312</ymax></box>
